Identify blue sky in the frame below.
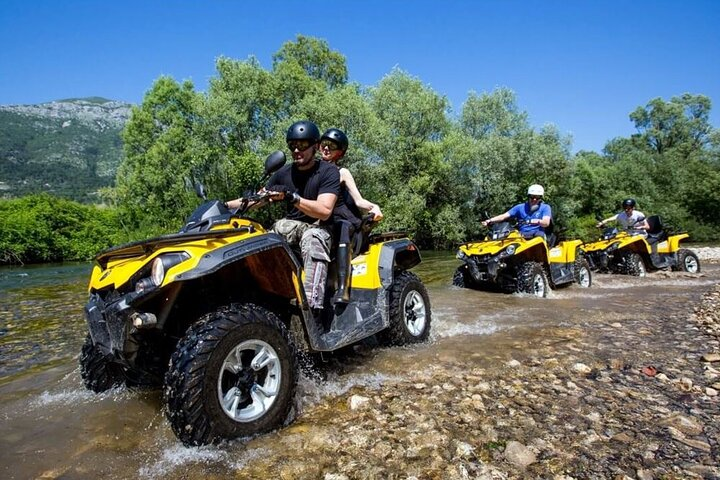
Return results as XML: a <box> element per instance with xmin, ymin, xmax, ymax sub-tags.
<box><xmin>1</xmin><ymin>0</ymin><xmax>718</xmax><ymax>153</ymax></box>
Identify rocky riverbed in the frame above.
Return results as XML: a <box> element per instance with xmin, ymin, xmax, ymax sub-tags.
<box><xmin>221</xmin><ymin>253</ymin><xmax>720</xmax><ymax>480</ymax></box>
<box><xmin>5</xmin><ymin>250</ymin><xmax>719</xmax><ymax>480</ymax></box>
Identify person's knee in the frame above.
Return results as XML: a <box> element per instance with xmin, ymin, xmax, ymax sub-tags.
<box><xmin>300</xmin><ymin>228</ymin><xmax>331</xmax><ymax>262</ymax></box>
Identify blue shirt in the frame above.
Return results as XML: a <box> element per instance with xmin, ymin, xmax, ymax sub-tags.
<box><xmin>507</xmin><ymin>202</ymin><xmax>552</xmax><ymax>237</ymax></box>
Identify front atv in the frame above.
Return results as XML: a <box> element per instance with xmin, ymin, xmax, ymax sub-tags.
<box><xmin>79</xmin><ymin>151</ymin><xmax>431</xmax><ymax>446</ymax></box>
<box><xmin>583</xmin><ymin>215</ymin><xmax>700</xmax><ymax>276</ymax></box>
<box><xmin>454</xmin><ymin>221</ymin><xmax>591</xmax><ymax>298</ymax></box>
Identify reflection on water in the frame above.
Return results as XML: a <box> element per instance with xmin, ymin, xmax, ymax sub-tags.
<box><xmin>0</xmin><ymin>254</ymin><xmax>717</xmax><ymax>479</ymax></box>
<box><xmin>0</xmin><ymin>263</ymin><xmax>90</xmax><ymax>382</ymax></box>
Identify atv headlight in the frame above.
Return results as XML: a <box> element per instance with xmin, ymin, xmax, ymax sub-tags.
<box><xmin>151</xmin><ymin>252</ymin><xmax>191</xmax><ymax>287</ymax></box>
<box><xmin>498</xmin><ymin>243</ymin><xmax>519</xmax><ymax>258</ymax></box>
<box><xmin>151</xmin><ymin>257</ymin><xmax>166</xmax><ymax>286</ymax></box>
<box><xmin>456</xmin><ymin>250</ymin><xmax>467</xmax><ymax>260</ymax></box>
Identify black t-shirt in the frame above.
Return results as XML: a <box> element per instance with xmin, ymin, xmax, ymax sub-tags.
<box><xmin>267</xmin><ymin>159</ymin><xmax>341</xmax><ymax>224</ymax></box>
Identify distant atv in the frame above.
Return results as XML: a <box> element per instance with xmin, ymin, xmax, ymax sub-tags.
<box><xmin>80</xmin><ymin>151</ymin><xmax>431</xmax><ymax>446</ymax></box>
<box><xmin>583</xmin><ymin>215</ymin><xmax>700</xmax><ymax>276</ymax></box>
<box><xmin>454</xmin><ymin>220</ymin><xmax>591</xmax><ymax>297</ymax></box>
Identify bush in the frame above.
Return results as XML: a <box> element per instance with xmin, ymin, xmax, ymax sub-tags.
<box><xmin>0</xmin><ymin>194</ymin><xmax>123</xmax><ymax>265</ymax></box>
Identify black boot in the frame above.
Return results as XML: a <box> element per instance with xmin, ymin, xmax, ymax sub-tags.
<box><xmin>333</xmin><ymin>244</ymin><xmax>352</xmax><ymax>304</ymax></box>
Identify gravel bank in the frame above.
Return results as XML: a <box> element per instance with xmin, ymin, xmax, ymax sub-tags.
<box><xmin>691</xmin><ymin>247</ymin><xmax>720</xmax><ymax>263</ymax></box>
<box><xmin>232</xmin><ymin>262</ymin><xmax>720</xmax><ymax>479</ymax></box>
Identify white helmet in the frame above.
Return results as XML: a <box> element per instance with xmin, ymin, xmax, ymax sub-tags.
<box><xmin>527</xmin><ymin>184</ymin><xmax>544</xmax><ymax>196</ymax></box>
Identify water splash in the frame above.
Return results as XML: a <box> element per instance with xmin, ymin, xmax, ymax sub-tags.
<box><xmin>138</xmin><ymin>443</ymin><xmax>232</xmax><ymax>478</ymax></box>
<box><xmin>298</xmin><ymin>371</ymin><xmax>401</xmax><ymax>407</ymax></box>
<box><xmin>29</xmin><ymin>385</ymin><xmax>133</xmax><ymax>410</ymax></box>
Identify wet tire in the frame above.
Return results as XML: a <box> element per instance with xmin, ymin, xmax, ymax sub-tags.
<box><xmin>675</xmin><ymin>249</ymin><xmax>700</xmax><ymax>273</ymax></box>
<box><xmin>79</xmin><ymin>334</ymin><xmax>124</xmax><ymax>393</ymax></box>
<box><xmin>379</xmin><ymin>271</ymin><xmax>431</xmax><ymax>346</ymax></box>
<box><xmin>164</xmin><ymin>304</ymin><xmax>298</xmax><ymax>446</ymax></box>
<box><xmin>618</xmin><ymin>252</ymin><xmax>646</xmax><ymax>277</ymax></box>
<box><xmin>516</xmin><ymin>262</ymin><xmax>549</xmax><ymax>298</ymax></box>
<box><xmin>452</xmin><ymin>267</ymin><xmax>467</xmax><ymax>288</ymax></box>
<box><xmin>574</xmin><ymin>257</ymin><xmax>592</xmax><ymax>288</ymax></box>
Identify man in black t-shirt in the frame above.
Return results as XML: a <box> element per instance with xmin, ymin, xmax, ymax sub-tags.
<box><xmin>263</xmin><ymin>120</ymin><xmax>340</xmax><ymax>312</ymax></box>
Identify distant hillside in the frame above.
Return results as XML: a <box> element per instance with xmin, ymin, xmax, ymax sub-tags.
<box><xmin>0</xmin><ymin>97</ymin><xmax>131</xmax><ymax>202</ymax></box>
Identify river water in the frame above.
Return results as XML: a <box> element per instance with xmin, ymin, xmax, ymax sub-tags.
<box><xmin>0</xmin><ymin>251</ymin><xmax>718</xmax><ymax>479</ymax></box>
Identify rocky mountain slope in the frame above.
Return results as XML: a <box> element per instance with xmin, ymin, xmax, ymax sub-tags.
<box><xmin>0</xmin><ymin>97</ymin><xmax>131</xmax><ymax>202</ymax></box>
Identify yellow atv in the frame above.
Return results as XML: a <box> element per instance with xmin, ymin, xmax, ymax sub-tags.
<box><xmin>453</xmin><ymin>220</ymin><xmax>591</xmax><ymax>297</ymax></box>
<box><xmin>80</xmin><ymin>151</ymin><xmax>431</xmax><ymax>446</ymax></box>
<box><xmin>583</xmin><ymin>215</ymin><xmax>700</xmax><ymax>276</ymax></box>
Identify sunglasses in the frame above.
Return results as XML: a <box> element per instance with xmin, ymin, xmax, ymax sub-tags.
<box><xmin>528</xmin><ymin>195</ymin><xmax>542</xmax><ymax>201</ymax></box>
<box><xmin>287</xmin><ymin>140</ymin><xmax>314</xmax><ymax>151</ymax></box>
<box><xmin>320</xmin><ymin>140</ymin><xmax>341</xmax><ymax>151</ymax></box>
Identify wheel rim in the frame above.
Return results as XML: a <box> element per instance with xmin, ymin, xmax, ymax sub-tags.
<box><xmin>578</xmin><ymin>267</ymin><xmax>591</xmax><ymax>287</ymax></box>
<box><xmin>637</xmin><ymin>260</ymin><xmax>647</xmax><ymax>277</ymax></box>
<box><xmin>532</xmin><ymin>273</ymin><xmax>546</xmax><ymax>297</ymax></box>
<box><xmin>684</xmin><ymin>255</ymin><xmax>698</xmax><ymax>272</ymax></box>
<box><xmin>217</xmin><ymin>339</ymin><xmax>281</xmax><ymax>422</ymax></box>
<box><xmin>403</xmin><ymin>290</ymin><xmax>427</xmax><ymax>337</ymax></box>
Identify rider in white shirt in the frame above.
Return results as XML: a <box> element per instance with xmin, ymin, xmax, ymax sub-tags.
<box><xmin>597</xmin><ymin>198</ymin><xmax>650</xmax><ymax>237</ymax></box>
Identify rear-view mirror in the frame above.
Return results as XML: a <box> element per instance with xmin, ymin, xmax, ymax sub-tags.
<box><xmin>264</xmin><ymin>150</ymin><xmax>287</xmax><ymax>176</ymax></box>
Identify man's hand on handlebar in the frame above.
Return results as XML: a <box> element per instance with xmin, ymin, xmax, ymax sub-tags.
<box><xmin>265</xmin><ymin>185</ymin><xmax>300</xmax><ymax>205</ymax></box>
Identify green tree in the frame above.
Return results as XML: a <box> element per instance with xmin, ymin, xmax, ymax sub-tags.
<box><xmin>367</xmin><ymin>69</ymin><xmax>451</xmax><ymax>246</ymax></box>
<box><xmin>629</xmin><ymin>93</ymin><xmax>714</xmax><ymax>156</ymax></box>
<box><xmin>272</xmin><ymin>35</ymin><xmax>348</xmax><ymax>89</ymax></box>
<box><xmin>111</xmin><ymin>77</ymin><xmax>201</xmax><ymax>232</ymax></box>
<box><xmin>460</xmin><ymin>87</ymin><xmax>529</xmax><ymax>139</ymax></box>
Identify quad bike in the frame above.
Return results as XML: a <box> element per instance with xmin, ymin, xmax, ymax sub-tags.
<box><xmin>453</xmin><ymin>220</ymin><xmax>592</xmax><ymax>297</ymax></box>
<box><xmin>583</xmin><ymin>215</ymin><xmax>700</xmax><ymax>276</ymax></box>
<box><xmin>80</xmin><ymin>151</ymin><xmax>431</xmax><ymax>446</ymax></box>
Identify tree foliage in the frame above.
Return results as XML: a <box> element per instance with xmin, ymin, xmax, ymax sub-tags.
<box><xmin>0</xmin><ymin>194</ymin><xmax>122</xmax><ymax>264</ymax></box>
<box><xmin>4</xmin><ymin>36</ymin><xmax>719</xmax><ymax>264</ymax></box>
<box><xmin>102</xmin><ymin>37</ymin><xmax>720</xmax><ymax>248</ymax></box>
<box><xmin>272</xmin><ymin>35</ymin><xmax>348</xmax><ymax>89</ymax></box>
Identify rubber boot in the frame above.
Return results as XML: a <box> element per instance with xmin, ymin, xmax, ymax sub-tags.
<box><xmin>332</xmin><ymin>244</ymin><xmax>352</xmax><ymax>304</ymax></box>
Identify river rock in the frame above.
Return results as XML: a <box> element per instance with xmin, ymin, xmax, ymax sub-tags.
<box><xmin>571</xmin><ymin>362</ymin><xmax>592</xmax><ymax>374</ymax></box>
<box><xmin>659</xmin><ymin>413</ymin><xmax>704</xmax><ymax>436</ymax></box>
<box><xmin>503</xmin><ymin>441</ymin><xmax>536</xmax><ymax>468</ymax></box>
<box><xmin>701</xmin><ymin>352</ymin><xmax>720</xmax><ymax>362</ymax></box>
<box><xmin>348</xmin><ymin>395</ymin><xmax>371</xmax><ymax>410</ymax></box>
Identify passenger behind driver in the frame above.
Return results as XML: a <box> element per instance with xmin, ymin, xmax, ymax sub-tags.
<box><xmin>596</xmin><ymin>198</ymin><xmax>649</xmax><ymax>237</ymax></box>
<box><xmin>319</xmin><ymin>128</ymin><xmax>383</xmax><ymax>304</ymax></box>
<box><xmin>481</xmin><ymin>184</ymin><xmax>552</xmax><ymax>240</ymax></box>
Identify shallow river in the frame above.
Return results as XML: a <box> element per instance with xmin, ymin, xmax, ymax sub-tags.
<box><xmin>0</xmin><ymin>251</ymin><xmax>717</xmax><ymax>479</ymax></box>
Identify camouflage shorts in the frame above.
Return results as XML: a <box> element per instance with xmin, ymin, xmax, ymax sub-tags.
<box><xmin>272</xmin><ymin>218</ymin><xmax>333</xmax><ymax>309</ymax></box>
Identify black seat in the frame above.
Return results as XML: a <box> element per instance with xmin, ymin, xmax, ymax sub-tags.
<box><xmin>545</xmin><ymin>219</ymin><xmax>557</xmax><ymax>248</ymax></box>
<box><xmin>646</xmin><ymin>215</ymin><xmax>667</xmax><ymax>244</ymax></box>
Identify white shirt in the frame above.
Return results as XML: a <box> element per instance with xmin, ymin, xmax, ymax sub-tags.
<box><xmin>617</xmin><ymin>210</ymin><xmax>646</xmax><ymax>235</ymax></box>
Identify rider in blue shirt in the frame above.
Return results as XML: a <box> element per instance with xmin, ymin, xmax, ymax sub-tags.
<box><xmin>482</xmin><ymin>184</ymin><xmax>552</xmax><ymax>239</ymax></box>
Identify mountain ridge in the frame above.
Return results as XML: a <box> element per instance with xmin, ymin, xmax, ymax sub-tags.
<box><xmin>0</xmin><ymin>97</ymin><xmax>132</xmax><ymax>202</ymax></box>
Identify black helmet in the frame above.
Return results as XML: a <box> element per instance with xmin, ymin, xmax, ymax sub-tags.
<box><xmin>286</xmin><ymin>120</ymin><xmax>320</xmax><ymax>143</ymax></box>
<box><xmin>320</xmin><ymin>128</ymin><xmax>349</xmax><ymax>152</ymax></box>
<box><xmin>622</xmin><ymin>198</ymin><xmax>636</xmax><ymax>208</ymax></box>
